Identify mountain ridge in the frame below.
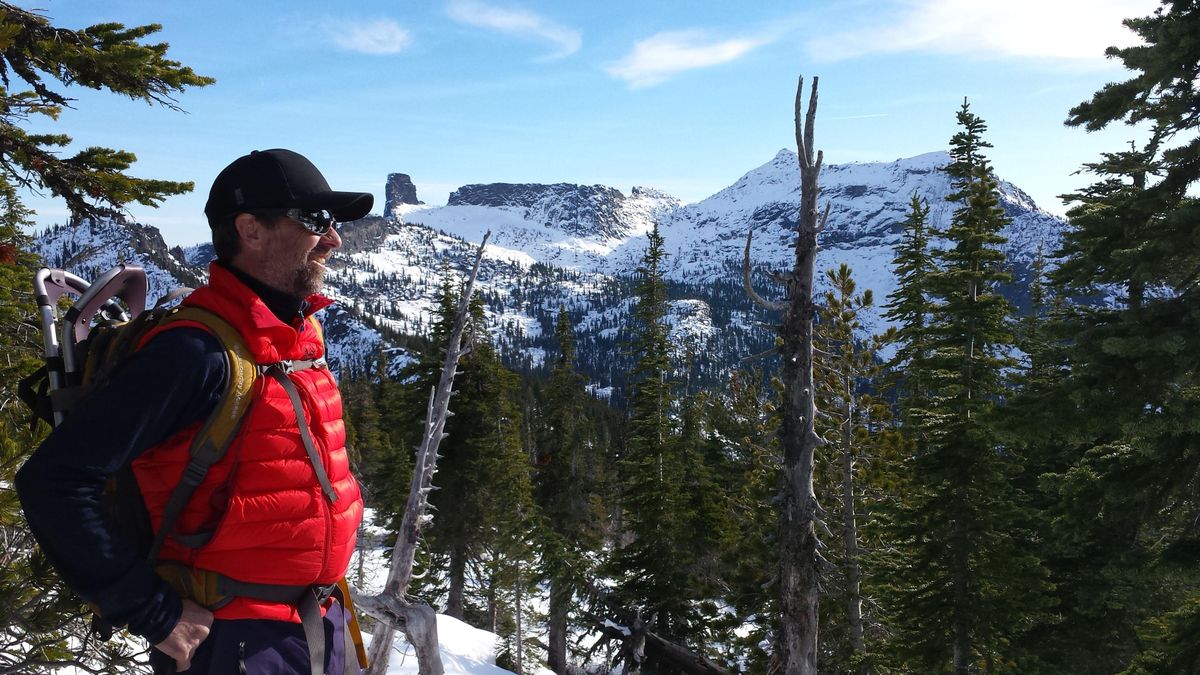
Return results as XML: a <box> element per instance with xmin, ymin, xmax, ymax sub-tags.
<box><xmin>31</xmin><ymin>150</ymin><xmax>1066</xmax><ymax>396</ymax></box>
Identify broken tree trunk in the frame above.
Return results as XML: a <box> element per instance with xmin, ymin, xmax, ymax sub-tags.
<box><xmin>358</xmin><ymin>233</ymin><xmax>491</xmax><ymax>675</ymax></box>
<box><xmin>778</xmin><ymin>73</ymin><xmax>827</xmax><ymax>675</ymax></box>
<box><xmin>583</xmin><ymin>612</ymin><xmax>733</xmax><ymax>675</ymax></box>
<box><xmin>743</xmin><ymin>76</ymin><xmax>829</xmax><ymax>675</ymax></box>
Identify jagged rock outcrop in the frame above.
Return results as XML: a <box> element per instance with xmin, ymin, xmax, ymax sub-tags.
<box><xmin>448</xmin><ymin>183</ymin><xmax>635</xmax><ymax>239</ymax></box>
<box><xmin>385</xmin><ymin>173</ymin><xmax>423</xmax><ymax>215</ymax></box>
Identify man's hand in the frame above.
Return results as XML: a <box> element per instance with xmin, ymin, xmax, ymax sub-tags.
<box><xmin>153</xmin><ymin>599</ymin><xmax>213</xmax><ymax>671</ymax></box>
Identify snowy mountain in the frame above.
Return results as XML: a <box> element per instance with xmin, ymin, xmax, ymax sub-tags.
<box><xmin>654</xmin><ymin>149</ymin><xmax>1061</xmax><ymax>319</ymax></box>
<box><xmin>30</xmin><ymin>150</ymin><xmax>1067</xmax><ymax>396</ymax></box>
<box><xmin>31</xmin><ymin>219</ymin><xmax>205</xmax><ymax>303</ymax></box>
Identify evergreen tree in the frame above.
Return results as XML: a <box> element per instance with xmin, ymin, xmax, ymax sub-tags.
<box><xmin>610</xmin><ymin>223</ymin><xmax>694</xmax><ymax>653</ymax></box>
<box><xmin>0</xmin><ymin>5</ymin><xmax>209</xmax><ymax>671</ymax></box>
<box><xmin>889</xmin><ymin>101</ymin><xmax>1050</xmax><ymax>674</ymax></box>
<box><xmin>0</xmin><ymin>3</ymin><xmax>213</xmax><ymax>220</ymax></box>
<box><xmin>883</xmin><ymin>195</ymin><xmax>936</xmax><ymax>431</ymax></box>
<box><xmin>670</xmin><ymin>387</ymin><xmax>735</xmax><ymax>657</ymax></box>
<box><xmin>533</xmin><ymin>307</ymin><xmax>606</xmax><ymax>674</ymax></box>
<box><xmin>0</xmin><ymin>176</ymin><xmax>120</xmax><ymax>673</ymax></box>
<box><xmin>370</xmin><ymin>279</ymin><xmax>454</xmax><ymax>586</ymax></box>
<box><xmin>397</xmin><ymin>289</ymin><xmax>538</xmax><ymax>634</ymax></box>
<box><xmin>604</xmin><ymin>228</ymin><xmax>738</xmax><ymax>671</ymax></box>
<box><xmin>367</xmin><ymin>276</ymin><xmax>466</xmax><ymax>612</ymax></box>
<box><xmin>876</xmin><ymin>191</ymin><xmax>940</xmax><ymax>675</ymax></box>
<box><xmin>813</xmin><ymin>264</ymin><xmax>892</xmax><ymax>674</ymax></box>
<box><xmin>1026</xmin><ymin>3</ymin><xmax>1200</xmax><ymax>669</ymax></box>
<box><xmin>708</xmin><ymin>369</ymin><xmax>779</xmax><ymax>672</ymax></box>
<box><xmin>465</xmin><ymin>321</ymin><xmax>535</xmax><ymax>652</ymax></box>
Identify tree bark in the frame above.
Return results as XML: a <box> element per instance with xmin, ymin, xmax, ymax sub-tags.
<box><xmin>777</xmin><ymin>75</ymin><xmax>826</xmax><ymax>675</ymax></box>
<box><xmin>840</xmin><ymin>394</ymin><xmax>866</xmax><ymax>665</ymax></box>
<box><xmin>447</xmin><ymin>548</ymin><xmax>466</xmax><ymax>620</ymax></box>
<box><xmin>515</xmin><ymin>575</ymin><xmax>524</xmax><ymax>675</ymax></box>
<box><xmin>952</xmin><ymin>532</ymin><xmax>970</xmax><ymax>675</ymax></box>
<box><xmin>355</xmin><ymin>591</ymin><xmax>444</xmax><ymax>675</ymax></box>
<box><xmin>547</xmin><ymin>575</ymin><xmax>569</xmax><ymax>674</ymax></box>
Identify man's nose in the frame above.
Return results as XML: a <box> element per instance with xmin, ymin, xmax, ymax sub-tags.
<box><xmin>322</xmin><ymin>224</ymin><xmax>342</xmax><ymax>249</ymax></box>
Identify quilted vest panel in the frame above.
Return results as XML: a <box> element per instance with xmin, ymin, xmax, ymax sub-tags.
<box><xmin>131</xmin><ymin>263</ymin><xmax>362</xmax><ymax>622</ymax></box>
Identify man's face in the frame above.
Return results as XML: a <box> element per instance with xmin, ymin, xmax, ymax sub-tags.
<box><xmin>258</xmin><ymin>215</ymin><xmax>342</xmax><ymax>297</ymax></box>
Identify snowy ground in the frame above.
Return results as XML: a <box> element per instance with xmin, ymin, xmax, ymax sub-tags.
<box><xmin>347</xmin><ymin>508</ymin><xmax>556</xmax><ymax>675</ymax></box>
<box><xmin>363</xmin><ymin>613</ymin><xmax>552</xmax><ymax>675</ymax></box>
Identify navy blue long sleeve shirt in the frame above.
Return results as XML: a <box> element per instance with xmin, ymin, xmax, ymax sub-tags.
<box><xmin>15</xmin><ymin>265</ymin><xmax>313</xmax><ymax>644</ymax></box>
<box><xmin>16</xmin><ymin>328</ymin><xmax>225</xmax><ymax>643</ymax></box>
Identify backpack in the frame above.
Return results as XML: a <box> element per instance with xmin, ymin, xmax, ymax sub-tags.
<box><xmin>19</xmin><ymin>264</ymin><xmax>258</xmax><ymax>617</ymax></box>
<box><xmin>18</xmin><ymin>264</ymin><xmax>369</xmax><ymax>669</ymax></box>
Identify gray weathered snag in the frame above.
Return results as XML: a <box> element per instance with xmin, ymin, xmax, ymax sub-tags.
<box><xmin>358</xmin><ymin>232</ymin><xmax>491</xmax><ymax>675</ymax></box>
<box><xmin>742</xmin><ymin>75</ymin><xmax>828</xmax><ymax>675</ymax></box>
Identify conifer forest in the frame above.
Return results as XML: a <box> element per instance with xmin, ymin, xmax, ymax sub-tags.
<box><xmin>1</xmin><ymin>1</ymin><xmax>1200</xmax><ymax>674</ymax></box>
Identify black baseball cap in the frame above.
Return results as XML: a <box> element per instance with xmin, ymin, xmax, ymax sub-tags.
<box><xmin>204</xmin><ymin>149</ymin><xmax>374</xmax><ymax>225</ymax></box>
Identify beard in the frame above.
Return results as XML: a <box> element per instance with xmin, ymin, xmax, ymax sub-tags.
<box><xmin>292</xmin><ymin>256</ymin><xmax>327</xmax><ymax>296</ymax></box>
<box><xmin>263</xmin><ymin>245</ymin><xmax>330</xmax><ymax>297</ymax></box>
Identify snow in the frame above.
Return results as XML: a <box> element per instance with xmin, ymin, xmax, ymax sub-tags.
<box><xmin>375</xmin><ymin>152</ymin><xmax>1061</xmax><ymax>351</ymax></box>
<box><xmin>666</xmin><ymin>299</ymin><xmax>716</xmax><ymax>355</ymax></box>
<box><xmin>30</xmin><ymin>219</ymin><xmax>199</xmax><ymax>305</ymax></box>
<box><xmin>363</xmin><ymin>614</ymin><xmax>553</xmax><ymax>675</ymax></box>
<box><xmin>349</xmin><ymin>508</ymin><xmax>555</xmax><ymax>675</ymax></box>
<box><xmin>30</xmin><ymin>147</ymin><xmax>1069</xmax><ymax>389</ymax></box>
<box><xmin>586</xmin><ymin>384</ymin><xmax>614</xmax><ymax>400</ymax></box>
<box><xmin>602</xmin><ymin>619</ymin><xmax>631</xmax><ymax>637</ymax></box>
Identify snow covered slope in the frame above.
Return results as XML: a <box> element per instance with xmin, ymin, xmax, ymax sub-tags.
<box><xmin>356</xmin><ymin>150</ymin><xmax>1064</xmax><ymax>387</ymax></box>
<box><xmin>31</xmin><ymin>150</ymin><xmax>1067</xmax><ymax>394</ymax></box>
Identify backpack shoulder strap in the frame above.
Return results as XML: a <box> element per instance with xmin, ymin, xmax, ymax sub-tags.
<box><xmin>146</xmin><ymin>306</ymin><xmax>259</xmax><ymax>561</ymax></box>
<box><xmin>306</xmin><ymin>314</ymin><xmax>324</xmax><ymax>343</ymax></box>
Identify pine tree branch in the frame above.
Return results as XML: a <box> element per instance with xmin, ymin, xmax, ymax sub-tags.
<box><xmin>740</xmin><ymin>347</ymin><xmax>778</xmax><ymax>364</ymax></box>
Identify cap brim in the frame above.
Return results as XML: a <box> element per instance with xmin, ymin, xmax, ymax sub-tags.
<box><xmin>297</xmin><ymin>191</ymin><xmax>374</xmax><ymax>222</ymax></box>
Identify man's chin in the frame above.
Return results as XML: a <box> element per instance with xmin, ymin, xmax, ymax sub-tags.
<box><xmin>294</xmin><ymin>268</ymin><xmax>326</xmax><ymax>297</ymax></box>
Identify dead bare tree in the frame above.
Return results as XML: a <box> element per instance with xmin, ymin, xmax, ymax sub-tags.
<box><xmin>352</xmin><ymin>232</ymin><xmax>491</xmax><ymax>675</ymax></box>
<box><xmin>581</xmin><ymin>611</ymin><xmax>734</xmax><ymax>675</ymax></box>
<box><xmin>743</xmin><ymin>76</ymin><xmax>830</xmax><ymax>675</ymax></box>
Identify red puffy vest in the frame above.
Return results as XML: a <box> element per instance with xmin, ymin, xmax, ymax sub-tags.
<box><xmin>132</xmin><ymin>263</ymin><xmax>363</xmax><ymax>622</ymax></box>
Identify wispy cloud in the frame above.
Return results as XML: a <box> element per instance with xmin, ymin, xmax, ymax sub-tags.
<box><xmin>607</xmin><ymin>30</ymin><xmax>772</xmax><ymax>89</ymax></box>
<box><xmin>327</xmin><ymin>18</ymin><xmax>412</xmax><ymax>55</ymax></box>
<box><xmin>809</xmin><ymin>0</ymin><xmax>1157</xmax><ymax>63</ymax></box>
<box><xmin>446</xmin><ymin>0</ymin><xmax>581</xmax><ymax>60</ymax></box>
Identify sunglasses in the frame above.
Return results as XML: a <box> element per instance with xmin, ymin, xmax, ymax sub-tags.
<box><xmin>284</xmin><ymin>208</ymin><xmax>337</xmax><ymax>235</ymax></box>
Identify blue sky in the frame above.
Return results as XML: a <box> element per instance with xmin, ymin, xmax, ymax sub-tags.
<box><xmin>24</xmin><ymin>0</ymin><xmax>1158</xmax><ymax>246</ymax></box>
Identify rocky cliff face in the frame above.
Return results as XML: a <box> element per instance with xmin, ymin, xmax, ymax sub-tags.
<box><xmin>446</xmin><ymin>183</ymin><xmax>673</xmax><ymax>240</ymax></box>
<box><xmin>385</xmin><ymin>173</ymin><xmax>422</xmax><ymax>216</ymax></box>
<box><xmin>32</xmin><ymin>218</ymin><xmax>205</xmax><ymax>300</ymax></box>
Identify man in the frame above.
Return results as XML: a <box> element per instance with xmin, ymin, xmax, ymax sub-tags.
<box><xmin>17</xmin><ymin>149</ymin><xmax>369</xmax><ymax>674</ymax></box>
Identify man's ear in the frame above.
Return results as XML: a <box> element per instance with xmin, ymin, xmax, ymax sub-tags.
<box><xmin>234</xmin><ymin>213</ymin><xmax>268</xmax><ymax>255</ymax></box>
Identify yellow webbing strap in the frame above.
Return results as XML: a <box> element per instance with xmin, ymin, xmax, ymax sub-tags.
<box><xmin>166</xmin><ymin>306</ymin><xmax>259</xmax><ymax>460</ymax></box>
<box><xmin>144</xmin><ymin>306</ymin><xmax>260</xmax><ymax>561</ymax></box>
<box><xmin>154</xmin><ymin>562</ymin><xmax>236</xmax><ymax>610</ymax></box>
<box><xmin>307</xmin><ymin>314</ymin><xmax>324</xmax><ymax>343</ymax></box>
<box><xmin>338</xmin><ymin>577</ymin><xmax>370</xmax><ymax>668</ymax></box>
